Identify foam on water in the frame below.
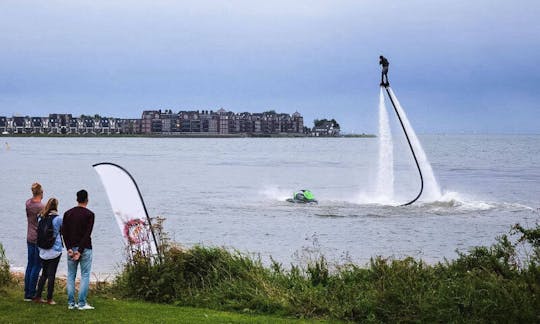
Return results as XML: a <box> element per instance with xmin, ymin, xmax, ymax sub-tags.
<box><xmin>421</xmin><ymin>191</ymin><xmax>494</xmax><ymax>210</ymax></box>
<box><xmin>261</xmin><ymin>185</ymin><xmax>294</xmax><ymax>201</ymax></box>
<box><xmin>415</xmin><ymin>191</ymin><xmax>534</xmax><ymax>213</ymax></box>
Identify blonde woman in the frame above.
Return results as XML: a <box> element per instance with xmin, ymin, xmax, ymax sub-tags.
<box><xmin>33</xmin><ymin>198</ymin><xmax>63</xmax><ymax>305</ymax></box>
<box><xmin>24</xmin><ymin>183</ymin><xmax>44</xmax><ymax>301</ymax></box>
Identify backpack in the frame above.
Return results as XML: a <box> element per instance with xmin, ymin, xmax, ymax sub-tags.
<box><xmin>37</xmin><ymin>215</ymin><xmax>57</xmax><ymax>249</ymax></box>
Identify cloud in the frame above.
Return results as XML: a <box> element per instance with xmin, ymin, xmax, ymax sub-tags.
<box><xmin>0</xmin><ymin>1</ymin><xmax>539</xmax><ymax>133</ymax></box>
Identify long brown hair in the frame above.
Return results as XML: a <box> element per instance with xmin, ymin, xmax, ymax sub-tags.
<box><xmin>40</xmin><ymin>198</ymin><xmax>58</xmax><ymax>218</ymax></box>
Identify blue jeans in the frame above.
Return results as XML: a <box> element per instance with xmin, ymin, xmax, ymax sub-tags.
<box><xmin>67</xmin><ymin>248</ymin><xmax>92</xmax><ymax>307</ymax></box>
<box><xmin>24</xmin><ymin>242</ymin><xmax>42</xmax><ymax>299</ymax></box>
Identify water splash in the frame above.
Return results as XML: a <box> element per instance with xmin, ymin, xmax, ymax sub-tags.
<box><xmin>387</xmin><ymin>88</ymin><xmax>442</xmax><ymax>201</ymax></box>
<box><xmin>260</xmin><ymin>186</ymin><xmax>293</xmax><ymax>201</ymax></box>
<box><xmin>375</xmin><ymin>88</ymin><xmax>394</xmax><ymax>203</ymax></box>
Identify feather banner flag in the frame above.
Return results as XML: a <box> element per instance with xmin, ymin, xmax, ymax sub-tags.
<box><xmin>92</xmin><ymin>162</ymin><xmax>159</xmax><ymax>256</ymax></box>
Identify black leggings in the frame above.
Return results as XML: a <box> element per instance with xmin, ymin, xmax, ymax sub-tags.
<box><xmin>35</xmin><ymin>254</ymin><xmax>61</xmax><ymax>300</ymax></box>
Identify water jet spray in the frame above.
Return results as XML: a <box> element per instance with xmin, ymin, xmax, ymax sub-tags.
<box><xmin>379</xmin><ymin>56</ymin><xmax>424</xmax><ymax>205</ymax></box>
<box><xmin>383</xmin><ymin>85</ymin><xmax>424</xmax><ymax>205</ymax></box>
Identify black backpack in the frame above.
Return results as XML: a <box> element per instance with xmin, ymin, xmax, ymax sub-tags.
<box><xmin>37</xmin><ymin>215</ymin><xmax>57</xmax><ymax>249</ymax></box>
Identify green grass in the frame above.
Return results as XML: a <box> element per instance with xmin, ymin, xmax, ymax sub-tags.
<box><xmin>0</xmin><ymin>285</ymin><xmax>326</xmax><ymax>324</ymax></box>
<box><xmin>2</xmin><ymin>223</ymin><xmax>539</xmax><ymax>323</ymax></box>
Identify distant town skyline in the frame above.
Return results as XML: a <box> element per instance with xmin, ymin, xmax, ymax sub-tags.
<box><xmin>1</xmin><ymin>1</ymin><xmax>539</xmax><ymax>134</ymax></box>
<box><xmin>1</xmin><ymin>109</ymin><xmax>329</xmax><ymax>136</ymax></box>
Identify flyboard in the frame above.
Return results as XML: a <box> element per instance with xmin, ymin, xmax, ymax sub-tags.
<box><xmin>381</xmin><ymin>81</ymin><xmax>424</xmax><ymax>206</ymax></box>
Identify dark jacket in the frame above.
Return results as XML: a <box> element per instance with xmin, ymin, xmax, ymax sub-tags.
<box><xmin>62</xmin><ymin>206</ymin><xmax>94</xmax><ymax>254</ymax></box>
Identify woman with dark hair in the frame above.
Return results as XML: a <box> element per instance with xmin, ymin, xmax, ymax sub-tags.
<box><xmin>33</xmin><ymin>198</ymin><xmax>63</xmax><ymax>305</ymax></box>
<box><xmin>24</xmin><ymin>183</ymin><xmax>44</xmax><ymax>301</ymax></box>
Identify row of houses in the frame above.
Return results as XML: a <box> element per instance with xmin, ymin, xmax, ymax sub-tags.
<box><xmin>0</xmin><ymin>109</ymin><xmax>343</xmax><ymax>136</ymax></box>
<box><xmin>0</xmin><ymin>109</ymin><xmax>307</xmax><ymax>136</ymax></box>
<box><xmin>141</xmin><ymin>109</ymin><xmax>304</xmax><ymax>135</ymax></box>
<box><xmin>0</xmin><ymin>114</ymin><xmax>140</xmax><ymax>135</ymax></box>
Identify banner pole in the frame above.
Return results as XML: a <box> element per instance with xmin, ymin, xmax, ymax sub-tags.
<box><xmin>92</xmin><ymin>162</ymin><xmax>162</xmax><ymax>261</ymax></box>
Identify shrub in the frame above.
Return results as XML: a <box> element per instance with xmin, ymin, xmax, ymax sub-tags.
<box><xmin>0</xmin><ymin>243</ymin><xmax>11</xmax><ymax>287</ymax></box>
<box><xmin>113</xmin><ymin>223</ymin><xmax>540</xmax><ymax>322</ymax></box>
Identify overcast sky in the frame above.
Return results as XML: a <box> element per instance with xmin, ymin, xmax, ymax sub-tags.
<box><xmin>1</xmin><ymin>1</ymin><xmax>539</xmax><ymax>133</ymax></box>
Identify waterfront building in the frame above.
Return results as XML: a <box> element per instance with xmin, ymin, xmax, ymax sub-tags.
<box><xmin>217</xmin><ymin>108</ymin><xmax>229</xmax><ymax>134</ymax></box>
<box><xmin>138</xmin><ymin>109</ymin><xmax>303</xmax><ymax>136</ymax></box>
<box><xmin>81</xmin><ymin>116</ymin><xmax>94</xmax><ymax>134</ymax></box>
<box><xmin>312</xmin><ymin>120</ymin><xmax>340</xmax><ymax>136</ymax></box>
<box><xmin>68</xmin><ymin>117</ymin><xmax>79</xmax><ymax>134</ymax></box>
<box><xmin>97</xmin><ymin>117</ymin><xmax>115</xmax><ymax>134</ymax></box>
<box><xmin>0</xmin><ymin>109</ymin><xmax>307</xmax><ymax>136</ymax></box>
<box><xmin>117</xmin><ymin>119</ymin><xmax>142</xmax><ymax>134</ymax></box>
<box><xmin>0</xmin><ymin>117</ymin><xmax>7</xmax><ymax>133</ymax></box>
<box><xmin>200</xmin><ymin>110</ymin><xmax>219</xmax><ymax>133</ymax></box>
<box><xmin>31</xmin><ymin>117</ymin><xmax>43</xmax><ymax>134</ymax></box>
<box><xmin>12</xmin><ymin>116</ymin><xmax>27</xmax><ymax>134</ymax></box>
<box><xmin>47</xmin><ymin>114</ymin><xmax>72</xmax><ymax>134</ymax></box>
<box><xmin>141</xmin><ymin>110</ymin><xmax>161</xmax><ymax>134</ymax></box>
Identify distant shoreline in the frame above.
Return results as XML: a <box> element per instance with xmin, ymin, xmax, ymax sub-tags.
<box><xmin>0</xmin><ymin>133</ymin><xmax>376</xmax><ymax>138</ymax></box>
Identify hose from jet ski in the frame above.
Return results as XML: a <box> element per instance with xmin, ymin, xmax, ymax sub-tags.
<box><xmin>384</xmin><ymin>85</ymin><xmax>424</xmax><ymax>206</ymax></box>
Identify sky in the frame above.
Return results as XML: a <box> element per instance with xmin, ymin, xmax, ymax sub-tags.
<box><xmin>0</xmin><ymin>0</ymin><xmax>539</xmax><ymax>134</ymax></box>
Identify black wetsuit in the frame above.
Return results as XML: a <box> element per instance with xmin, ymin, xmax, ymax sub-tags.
<box><xmin>380</xmin><ymin>56</ymin><xmax>389</xmax><ymax>85</ymax></box>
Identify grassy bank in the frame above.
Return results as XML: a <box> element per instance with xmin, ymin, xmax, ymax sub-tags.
<box><xmin>0</xmin><ymin>285</ymin><xmax>321</xmax><ymax>324</ymax></box>
<box><xmin>0</xmin><ymin>244</ymin><xmax>321</xmax><ymax>323</ymax></box>
<box><xmin>2</xmin><ymin>224</ymin><xmax>539</xmax><ymax>322</ymax></box>
<box><xmin>114</xmin><ymin>223</ymin><xmax>540</xmax><ymax>322</ymax></box>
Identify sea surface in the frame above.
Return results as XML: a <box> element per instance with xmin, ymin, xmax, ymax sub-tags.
<box><xmin>1</xmin><ymin>135</ymin><xmax>539</xmax><ymax>277</ymax></box>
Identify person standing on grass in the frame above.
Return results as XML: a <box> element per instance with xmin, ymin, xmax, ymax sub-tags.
<box><xmin>62</xmin><ymin>189</ymin><xmax>95</xmax><ymax>310</ymax></box>
<box><xmin>33</xmin><ymin>198</ymin><xmax>62</xmax><ymax>305</ymax></box>
<box><xmin>24</xmin><ymin>183</ymin><xmax>44</xmax><ymax>301</ymax></box>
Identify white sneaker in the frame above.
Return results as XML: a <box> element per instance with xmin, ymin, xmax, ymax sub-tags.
<box><xmin>78</xmin><ymin>304</ymin><xmax>95</xmax><ymax>310</ymax></box>
<box><xmin>68</xmin><ymin>304</ymin><xmax>78</xmax><ymax>310</ymax></box>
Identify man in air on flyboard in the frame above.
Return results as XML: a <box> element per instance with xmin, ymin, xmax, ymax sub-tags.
<box><xmin>379</xmin><ymin>55</ymin><xmax>389</xmax><ymax>87</ymax></box>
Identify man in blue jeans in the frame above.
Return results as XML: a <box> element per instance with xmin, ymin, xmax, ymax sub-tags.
<box><xmin>24</xmin><ymin>183</ymin><xmax>44</xmax><ymax>301</ymax></box>
<box><xmin>62</xmin><ymin>190</ymin><xmax>95</xmax><ymax>310</ymax></box>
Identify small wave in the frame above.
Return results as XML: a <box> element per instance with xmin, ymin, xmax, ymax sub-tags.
<box><xmin>422</xmin><ymin>199</ymin><xmax>463</xmax><ymax>208</ymax></box>
<box><xmin>260</xmin><ymin>185</ymin><xmax>293</xmax><ymax>201</ymax></box>
<box><xmin>314</xmin><ymin>213</ymin><xmax>346</xmax><ymax>218</ymax></box>
<box><xmin>498</xmin><ymin>202</ymin><xmax>535</xmax><ymax>211</ymax></box>
<box><xmin>261</xmin><ymin>186</ymin><xmax>534</xmax><ymax>214</ymax></box>
<box><xmin>419</xmin><ymin>191</ymin><xmax>534</xmax><ymax>212</ymax></box>
<box><xmin>419</xmin><ymin>191</ymin><xmax>494</xmax><ymax>211</ymax></box>
<box><xmin>332</xmin><ymin>192</ymin><xmax>400</xmax><ymax>206</ymax></box>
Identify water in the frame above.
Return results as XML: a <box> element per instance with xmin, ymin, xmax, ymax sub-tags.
<box><xmin>1</xmin><ymin>136</ymin><xmax>539</xmax><ymax>277</ymax></box>
<box><xmin>375</xmin><ymin>88</ymin><xmax>394</xmax><ymax>203</ymax></box>
<box><xmin>388</xmin><ymin>88</ymin><xmax>443</xmax><ymax>201</ymax></box>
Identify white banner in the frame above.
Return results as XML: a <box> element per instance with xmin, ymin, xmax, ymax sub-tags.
<box><xmin>93</xmin><ymin>162</ymin><xmax>158</xmax><ymax>256</ymax></box>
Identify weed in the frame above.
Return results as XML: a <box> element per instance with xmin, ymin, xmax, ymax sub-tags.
<box><xmin>0</xmin><ymin>243</ymin><xmax>11</xmax><ymax>287</ymax></box>
<box><xmin>113</xmin><ymin>222</ymin><xmax>540</xmax><ymax>322</ymax></box>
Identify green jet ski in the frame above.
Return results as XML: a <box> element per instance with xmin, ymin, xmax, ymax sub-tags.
<box><xmin>286</xmin><ymin>189</ymin><xmax>318</xmax><ymax>204</ymax></box>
